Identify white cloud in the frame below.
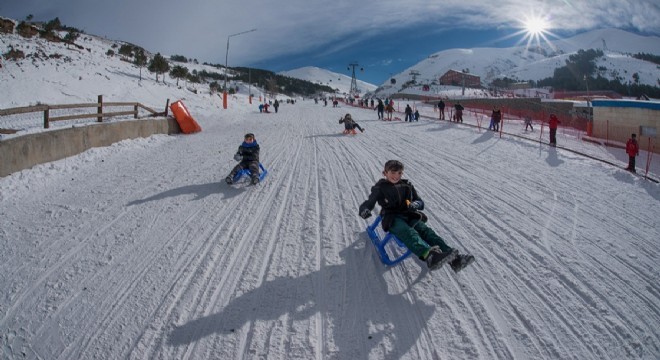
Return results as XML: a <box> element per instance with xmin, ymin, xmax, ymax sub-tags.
<box><xmin>2</xmin><ymin>0</ymin><xmax>658</xmax><ymax>67</ymax></box>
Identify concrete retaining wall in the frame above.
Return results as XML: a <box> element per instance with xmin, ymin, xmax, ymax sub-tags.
<box><xmin>0</xmin><ymin>117</ymin><xmax>180</xmax><ymax>177</ymax></box>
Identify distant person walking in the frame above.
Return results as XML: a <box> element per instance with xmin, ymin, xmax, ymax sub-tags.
<box><xmin>626</xmin><ymin>133</ymin><xmax>640</xmax><ymax>173</ymax></box>
<box><xmin>273</xmin><ymin>99</ymin><xmax>279</xmax><ymax>113</ymax></box>
<box><xmin>548</xmin><ymin>114</ymin><xmax>560</xmax><ymax>147</ymax></box>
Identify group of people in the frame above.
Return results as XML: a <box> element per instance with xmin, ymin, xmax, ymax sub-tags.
<box><xmin>224</xmin><ymin>99</ymin><xmax>643</xmax><ymax>274</ymax></box>
<box><xmin>404</xmin><ymin>104</ymin><xmax>420</xmax><ymax>121</ymax></box>
<box><xmin>258</xmin><ymin>99</ymin><xmax>280</xmax><ymax>113</ymax></box>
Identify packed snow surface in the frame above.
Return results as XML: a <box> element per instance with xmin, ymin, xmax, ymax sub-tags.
<box><xmin>1</xmin><ymin>99</ymin><xmax>659</xmax><ymax>359</ymax></box>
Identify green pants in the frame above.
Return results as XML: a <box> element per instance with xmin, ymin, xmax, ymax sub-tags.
<box><xmin>387</xmin><ymin>216</ymin><xmax>452</xmax><ymax>258</ymax></box>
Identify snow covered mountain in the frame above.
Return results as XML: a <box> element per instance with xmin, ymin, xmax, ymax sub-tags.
<box><xmin>279</xmin><ymin>66</ymin><xmax>377</xmax><ymax>96</ymax></box>
<box><xmin>375</xmin><ymin>28</ymin><xmax>660</xmax><ymax>97</ymax></box>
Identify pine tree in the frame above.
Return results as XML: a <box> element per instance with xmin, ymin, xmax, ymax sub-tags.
<box><xmin>134</xmin><ymin>49</ymin><xmax>147</xmax><ymax>81</ymax></box>
<box><xmin>148</xmin><ymin>53</ymin><xmax>170</xmax><ymax>83</ymax></box>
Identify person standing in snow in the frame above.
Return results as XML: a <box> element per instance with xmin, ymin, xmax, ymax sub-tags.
<box><xmin>226</xmin><ymin>133</ymin><xmax>261</xmax><ymax>185</ymax></box>
<box><xmin>524</xmin><ymin>115</ymin><xmax>534</xmax><ymax>131</ymax></box>
<box><xmin>273</xmin><ymin>99</ymin><xmax>279</xmax><ymax>113</ymax></box>
<box><xmin>385</xmin><ymin>101</ymin><xmax>394</xmax><ymax>121</ymax></box>
<box><xmin>414</xmin><ymin>109</ymin><xmax>420</xmax><ymax>121</ymax></box>
<box><xmin>438</xmin><ymin>100</ymin><xmax>445</xmax><ymax>120</ymax></box>
<box><xmin>454</xmin><ymin>102</ymin><xmax>464</xmax><ymax>123</ymax></box>
<box><xmin>404</xmin><ymin>104</ymin><xmax>413</xmax><ymax>122</ymax></box>
<box><xmin>626</xmin><ymin>133</ymin><xmax>640</xmax><ymax>173</ymax></box>
<box><xmin>548</xmin><ymin>113</ymin><xmax>560</xmax><ymax>147</ymax></box>
<box><xmin>375</xmin><ymin>99</ymin><xmax>385</xmax><ymax>120</ymax></box>
<box><xmin>491</xmin><ymin>107</ymin><xmax>502</xmax><ymax>131</ymax></box>
<box><xmin>359</xmin><ymin>160</ymin><xmax>474</xmax><ymax>272</ymax></box>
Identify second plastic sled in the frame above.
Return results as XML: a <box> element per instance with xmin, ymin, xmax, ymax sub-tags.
<box><xmin>366</xmin><ymin>215</ymin><xmax>413</xmax><ymax>266</ymax></box>
<box><xmin>232</xmin><ymin>163</ymin><xmax>268</xmax><ymax>183</ymax></box>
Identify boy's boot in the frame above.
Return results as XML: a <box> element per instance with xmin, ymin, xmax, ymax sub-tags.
<box><xmin>425</xmin><ymin>247</ymin><xmax>458</xmax><ymax>270</ymax></box>
<box><xmin>251</xmin><ymin>176</ymin><xmax>259</xmax><ymax>185</ymax></box>
<box><xmin>450</xmin><ymin>253</ymin><xmax>475</xmax><ymax>273</ymax></box>
<box><xmin>225</xmin><ymin>176</ymin><xmax>233</xmax><ymax>184</ymax></box>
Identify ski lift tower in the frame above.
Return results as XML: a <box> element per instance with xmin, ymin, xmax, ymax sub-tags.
<box><xmin>347</xmin><ymin>62</ymin><xmax>363</xmax><ymax>98</ymax></box>
<box><xmin>409</xmin><ymin>70</ymin><xmax>421</xmax><ymax>83</ymax></box>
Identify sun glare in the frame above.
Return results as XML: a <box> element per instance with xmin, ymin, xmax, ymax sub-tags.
<box><xmin>510</xmin><ymin>13</ymin><xmax>558</xmax><ymax>51</ymax></box>
<box><xmin>524</xmin><ymin>17</ymin><xmax>548</xmax><ymax>36</ymax></box>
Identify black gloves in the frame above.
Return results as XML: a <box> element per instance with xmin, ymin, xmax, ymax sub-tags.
<box><xmin>359</xmin><ymin>208</ymin><xmax>372</xmax><ymax>219</ymax></box>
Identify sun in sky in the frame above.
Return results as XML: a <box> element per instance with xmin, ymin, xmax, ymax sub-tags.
<box><xmin>516</xmin><ymin>13</ymin><xmax>558</xmax><ymax>50</ymax></box>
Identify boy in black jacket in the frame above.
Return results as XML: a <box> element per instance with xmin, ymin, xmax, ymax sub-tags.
<box><xmin>225</xmin><ymin>133</ymin><xmax>261</xmax><ymax>185</ymax></box>
<box><xmin>359</xmin><ymin>160</ymin><xmax>474</xmax><ymax>271</ymax></box>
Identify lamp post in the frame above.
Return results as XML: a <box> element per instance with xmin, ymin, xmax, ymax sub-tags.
<box><xmin>223</xmin><ymin>28</ymin><xmax>257</xmax><ymax>109</ymax></box>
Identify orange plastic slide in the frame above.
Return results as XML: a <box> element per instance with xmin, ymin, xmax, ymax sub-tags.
<box><xmin>170</xmin><ymin>100</ymin><xmax>202</xmax><ymax>134</ymax></box>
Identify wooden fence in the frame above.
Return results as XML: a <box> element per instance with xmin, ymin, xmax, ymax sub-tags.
<box><xmin>0</xmin><ymin>95</ymin><xmax>169</xmax><ymax>134</ymax></box>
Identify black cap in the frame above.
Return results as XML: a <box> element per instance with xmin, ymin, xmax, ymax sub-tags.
<box><xmin>245</xmin><ymin>133</ymin><xmax>255</xmax><ymax>139</ymax></box>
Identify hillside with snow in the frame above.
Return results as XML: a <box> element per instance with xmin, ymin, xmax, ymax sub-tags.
<box><xmin>372</xmin><ymin>28</ymin><xmax>660</xmax><ymax>98</ymax></box>
<box><xmin>279</xmin><ymin>66</ymin><xmax>377</xmax><ymax>97</ymax></box>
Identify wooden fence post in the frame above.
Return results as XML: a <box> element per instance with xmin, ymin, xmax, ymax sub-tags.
<box><xmin>44</xmin><ymin>107</ymin><xmax>49</xmax><ymax>129</ymax></box>
<box><xmin>134</xmin><ymin>104</ymin><xmax>138</xmax><ymax>119</ymax></box>
<box><xmin>97</xmin><ymin>95</ymin><xmax>103</xmax><ymax>122</ymax></box>
<box><xmin>165</xmin><ymin>99</ymin><xmax>170</xmax><ymax>117</ymax></box>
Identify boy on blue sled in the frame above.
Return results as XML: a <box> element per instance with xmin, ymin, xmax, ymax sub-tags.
<box><xmin>359</xmin><ymin>160</ymin><xmax>474</xmax><ymax>272</ymax></box>
<box><xmin>226</xmin><ymin>133</ymin><xmax>261</xmax><ymax>186</ymax></box>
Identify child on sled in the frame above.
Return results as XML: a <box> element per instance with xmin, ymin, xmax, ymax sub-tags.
<box><xmin>225</xmin><ymin>133</ymin><xmax>261</xmax><ymax>185</ymax></box>
<box><xmin>358</xmin><ymin>160</ymin><xmax>473</xmax><ymax>271</ymax></box>
<box><xmin>339</xmin><ymin>113</ymin><xmax>365</xmax><ymax>133</ymax></box>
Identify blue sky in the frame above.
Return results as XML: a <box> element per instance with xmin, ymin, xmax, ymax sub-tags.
<box><xmin>2</xmin><ymin>0</ymin><xmax>659</xmax><ymax>85</ymax></box>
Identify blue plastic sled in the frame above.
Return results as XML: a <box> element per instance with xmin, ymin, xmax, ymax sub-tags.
<box><xmin>232</xmin><ymin>163</ymin><xmax>268</xmax><ymax>183</ymax></box>
<box><xmin>366</xmin><ymin>215</ymin><xmax>413</xmax><ymax>266</ymax></box>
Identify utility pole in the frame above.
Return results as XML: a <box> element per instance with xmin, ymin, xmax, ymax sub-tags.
<box><xmin>223</xmin><ymin>28</ymin><xmax>257</xmax><ymax>109</ymax></box>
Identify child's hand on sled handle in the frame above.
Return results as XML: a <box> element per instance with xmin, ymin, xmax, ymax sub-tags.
<box><xmin>359</xmin><ymin>208</ymin><xmax>372</xmax><ymax>219</ymax></box>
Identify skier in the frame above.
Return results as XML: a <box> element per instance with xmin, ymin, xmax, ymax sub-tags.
<box><xmin>225</xmin><ymin>133</ymin><xmax>261</xmax><ymax>185</ymax></box>
<box><xmin>359</xmin><ymin>160</ymin><xmax>474</xmax><ymax>272</ymax></box>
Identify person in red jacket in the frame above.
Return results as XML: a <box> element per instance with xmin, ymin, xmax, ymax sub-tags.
<box><xmin>626</xmin><ymin>133</ymin><xmax>640</xmax><ymax>173</ymax></box>
<box><xmin>548</xmin><ymin>114</ymin><xmax>560</xmax><ymax>147</ymax></box>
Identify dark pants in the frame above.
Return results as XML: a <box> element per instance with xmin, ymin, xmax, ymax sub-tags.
<box><xmin>550</xmin><ymin>128</ymin><xmax>557</xmax><ymax>145</ymax></box>
<box><xmin>455</xmin><ymin>110</ymin><xmax>463</xmax><ymax>122</ymax></box>
<box><xmin>628</xmin><ymin>156</ymin><xmax>636</xmax><ymax>172</ymax></box>
<box><xmin>388</xmin><ymin>216</ymin><xmax>452</xmax><ymax>258</ymax></box>
<box><xmin>439</xmin><ymin>109</ymin><xmax>445</xmax><ymax>120</ymax></box>
<box><xmin>526</xmin><ymin>123</ymin><xmax>533</xmax><ymax>131</ymax></box>
<box><xmin>229</xmin><ymin>161</ymin><xmax>259</xmax><ymax>180</ymax></box>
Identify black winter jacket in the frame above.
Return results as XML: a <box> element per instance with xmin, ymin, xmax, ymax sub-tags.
<box><xmin>359</xmin><ymin>179</ymin><xmax>427</xmax><ymax>231</ymax></box>
<box><xmin>236</xmin><ymin>141</ymin><xmax>260</xmax><ymax>162</ymax></box>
